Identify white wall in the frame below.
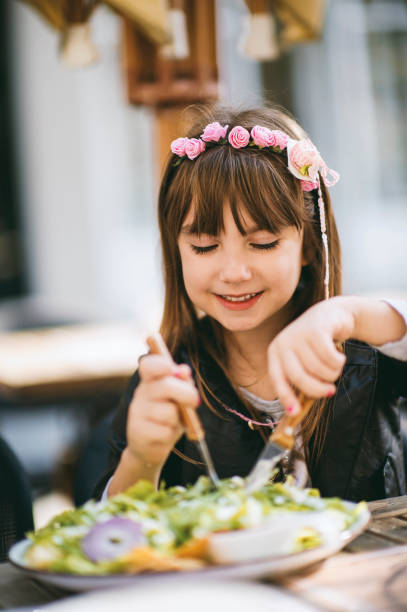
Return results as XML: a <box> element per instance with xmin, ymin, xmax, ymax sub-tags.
<box><xmin>216</xmin><ymin>0</ymin><xmax>263</xmax><ymax>106</ymax></box>
<box><xmin>9</xmin><ymin>3</ymin><xmax>162</xmax><ymax>325</ymax></box>
<box><xmin>291</xmin><ymin>0</ymin><xmax>407</xmax><ymax>295</ymax></box>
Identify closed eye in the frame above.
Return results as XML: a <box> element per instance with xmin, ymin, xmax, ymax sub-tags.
<box><xmin>251</xmin><ymin>240</ymin><xmax>279</xmax><ymax>251</ymax></box>
<box><xmin>191</xmin><ymin>244</ymin><xmax>217</xmax><ymax>254</ymax></box>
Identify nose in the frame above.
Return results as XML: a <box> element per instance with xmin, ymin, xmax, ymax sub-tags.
<box><xmin>218</xmin><ymin>256</ymin><xmax>252</xmax><ymax>284</ymax></box>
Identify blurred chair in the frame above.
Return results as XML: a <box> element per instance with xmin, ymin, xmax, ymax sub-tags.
<box><xmin>0</xmin><ymin>436</ymin><xmax>34</xmax><ymax>562</ymax></box>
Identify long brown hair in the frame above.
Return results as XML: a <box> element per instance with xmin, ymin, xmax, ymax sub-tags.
<box><xmin>158</xmin><ymin>105</ymin><xmax>342</xmax><ymax>467</ymax></box>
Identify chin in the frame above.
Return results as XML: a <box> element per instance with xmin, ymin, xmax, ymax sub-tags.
<box><xmin>213</xmin><ymin>313</ymin><xmax>265</xmax><ymax>333</ymax></box>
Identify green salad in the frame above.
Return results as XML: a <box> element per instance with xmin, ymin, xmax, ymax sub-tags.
<box><xmin>24</xmin><ymin>476</ymin><xmax>366</xmax><ymax>575</ymax></box>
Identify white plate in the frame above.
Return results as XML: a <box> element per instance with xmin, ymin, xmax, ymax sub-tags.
<box><xmin>9</xmin><ymin>502</ymin><xmax>370</xmax><ymax>592</ymax></box>
<box><xmin>33</xmin><ymin>580</ymin><xmax>322</xmax><ymax>612</ymax></box>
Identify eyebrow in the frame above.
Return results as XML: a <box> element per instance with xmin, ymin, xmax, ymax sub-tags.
<box><xmin>180</xmin><ymin>224</ymin><xmax>271</xmax><ymax>237</ymax></box>
<box><xmin>179</xmin><ymin>224</ymin><xmax>198</xmax><ymax>236</ymax></box>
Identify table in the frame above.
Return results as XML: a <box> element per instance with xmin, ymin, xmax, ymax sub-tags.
<box><xmin>0</xmin><ymin>322</ymin><xmax>146</xmax><ymax>402</ymax></box>
<box><xmin>1</xmin><ymin>496</ymin><xmax>407</xmax><ymax>611</ymax></box>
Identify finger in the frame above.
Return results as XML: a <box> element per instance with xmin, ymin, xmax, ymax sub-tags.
<box><xmin>309</xmin><ymin>337</ymin><xmax>347</xmax><ymax>372</ymax></box>
<box><xmin>280</xmin><ymin>350</ymin><xmax>336</xmax><ymax>400</ymax></box>
<box><xmin>139</xmin><ymin>355</ymin><xmax>175</xmax><ymax>382</ymax></box>
<box><xmin>148</xmin><ymin>376</ymin><xmax>200</xmax><ymax>407</ymax></box>
<box><xmin>295</xmin><ymin>343</ymin><xmax>343</xmax><ymax>383</ymax></box>
<box><xmin>146</xmin><ymin>401</ymin><xmax>182</xmax><ymax>429</ymax></box>
<box><xmin>173</xmin><ymin>364</ymin><xmax>192</xmax><ymax>381</ymax></box>
<box><xmin>142</xmin><ymin>420</ymin><xmax>183</xmax><ymax>447</ymax></box>
<box><xmin>269</xmin><ymin>358</ymin><xmax>301</xmax><ymax>415</ymax></box>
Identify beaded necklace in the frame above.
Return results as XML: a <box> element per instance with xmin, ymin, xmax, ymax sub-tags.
<box><xmin>220</xmin><ymin>401</ymin><xmax>278</xmax><ymax>430</ymax></box>
<box><xmin>219</xmin><ymin>400</ymin><xmax>289</xmax><ymax>479</ymax></box>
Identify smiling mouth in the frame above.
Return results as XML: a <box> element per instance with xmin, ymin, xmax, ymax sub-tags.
<box><xmin>216</xmin><ymin>291</ymin><xmax>263</xmax><ymax>302</ymax></box>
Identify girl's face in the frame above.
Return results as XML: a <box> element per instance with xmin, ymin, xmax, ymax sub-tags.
<box><xmin>178</xmin><ymin>202</ymin><xmax>306</xmax><ymax>338</ymax></box>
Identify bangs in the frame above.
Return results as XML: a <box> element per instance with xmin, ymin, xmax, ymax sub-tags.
<box><xmin>167</xmin><ymin>145</ymin><xmax>305</xmax><ymax>237</ymax></box>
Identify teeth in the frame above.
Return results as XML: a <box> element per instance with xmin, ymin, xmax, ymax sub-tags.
<box><xmin>220</xmin><ymin>292</ymin><xmax>259</xmax><ymax>302</ymax></box>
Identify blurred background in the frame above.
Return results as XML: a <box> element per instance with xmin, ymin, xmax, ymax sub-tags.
<box><xmin>0</xmin><ymin>0</ymin><xmax>406</xmax><ymax>527</ymax></box>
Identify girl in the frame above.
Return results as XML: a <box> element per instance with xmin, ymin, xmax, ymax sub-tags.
<box><xmin>95</xmin><ymin>106</ymin><xmax>407</xmax><ymax>503</ymax></box>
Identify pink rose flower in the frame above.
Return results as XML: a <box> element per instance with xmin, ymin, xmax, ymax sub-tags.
<box><xmin>250</xmin><ymin>125</ymin><xmax>275</xmax><ymax>148</ymax></box>
<box><xmin>185</xmin><ymin>138</ymin><xmax>206</xmax><ymax>160</ymax></box>
<box><xmin>272</xmin><ymin>130</ymin><xmax>289</xmax><ymax>150</ymax></box>
<box><xmin>300</xmin><ymin>179</ymin><xmax>319</xmax><ymax>192</ymax></box>
<box><xmin>287</xmin><ymin>138</ymin><xmax>322</xmax><ymax>181</ymax></box>
<box><xmin>250</xmin><ymin>126</ymin><xmax>290</xmax><ymax>150</ymax></box>
<box><xmin>170</xmin><ymin>137</ymin><xmax>188</xmax><ymax>157</ymax></box>
<box><xmin>201</xmin><ymin>122</ymin><xmax>228</xmax><ymax>142</ymax></box>
<box><xmin>228</xmin><ymin>126</ymin><xmax>250</xmax><ymax>149</ymax></box>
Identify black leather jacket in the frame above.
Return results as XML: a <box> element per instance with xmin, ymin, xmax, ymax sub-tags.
<box><xmin>95</xmin><ymin>331</ymin><xmax>407</xmax><ymax>502</ymax></box>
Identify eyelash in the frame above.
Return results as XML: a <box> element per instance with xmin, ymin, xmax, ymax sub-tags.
<box><xmin>191</xmin><ymin>245</ymin><xmax>217</xmax><ymax>254</ymax></box>
<box><xmin>252</xmin><ymin>240</ymin><xmax>279</xmax><ymax>251</ymax></box>
<box><xmin>191</xmin><ymin>240</ymin><xmax>279</xmax><ymax>254</ymax></box>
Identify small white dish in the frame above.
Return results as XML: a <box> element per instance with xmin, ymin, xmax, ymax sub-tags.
<box><xmin>208</xmin><ymin>510</ymin><xmax>347</xmax><ymax>564</ymax></box>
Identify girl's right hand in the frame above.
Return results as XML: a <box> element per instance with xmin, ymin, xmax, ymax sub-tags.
<box><xmin>125</xmin><ymin>355</ymin><xmax>200</xmax><ymax>469</ymax></box>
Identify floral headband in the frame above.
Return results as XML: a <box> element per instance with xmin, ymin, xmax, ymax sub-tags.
<box><xmin>170</xmin><ymin>122</ymin><xmax>340</xmax><ymax>300</ymax></box>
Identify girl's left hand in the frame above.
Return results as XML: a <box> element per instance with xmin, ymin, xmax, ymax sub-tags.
<box><xmin>267</xmin><ymin>297</ymin><xmax>354</xmax><ymax>414</ymax></box>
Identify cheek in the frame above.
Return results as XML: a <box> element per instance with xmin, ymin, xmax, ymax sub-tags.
<box><xmin>181</xmin><ymin>263</ymin><xmax>195</xmax><ymax>295</ymax></box>
<box><xmin>269</xmin><ymin>248</ymin><xmax>303</xmax><ymax>287</ymax></box>
<box><xmin>178</xmin><ymin>247</ymin><xmax>205</xmax><ymax>298</ymax></box>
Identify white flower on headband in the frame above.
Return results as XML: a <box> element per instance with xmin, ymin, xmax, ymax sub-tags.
<box><xmin>287</xmin><ymin>138</ymin><xmax>339</xmax><ymax>188</ymax></box>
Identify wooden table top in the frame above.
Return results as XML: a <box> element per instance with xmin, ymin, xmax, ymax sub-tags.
<box><xmin>0</xmin><ymin>322</ymin><xmax>146</xmax><ymax>402</ymax></box>
<box><xmin>1</xmin><ymin>496</ymin><xmax>407</xmax><ymax>611</ymax></box>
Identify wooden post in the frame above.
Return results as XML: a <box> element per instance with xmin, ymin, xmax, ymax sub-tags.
<box><xmin>154</xmin><ymin>106</ymin><xmax>185</xmax><ymax>184</ymax></box>
<box><xmin>121</xmin><ymin>0</ymin><xmax>219</xmax><ymax>187</ymax></box>
<box><xmin>122</xmin><ymin>0</ymin><xmax>218</xmax><ymax>105</ymax></box>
